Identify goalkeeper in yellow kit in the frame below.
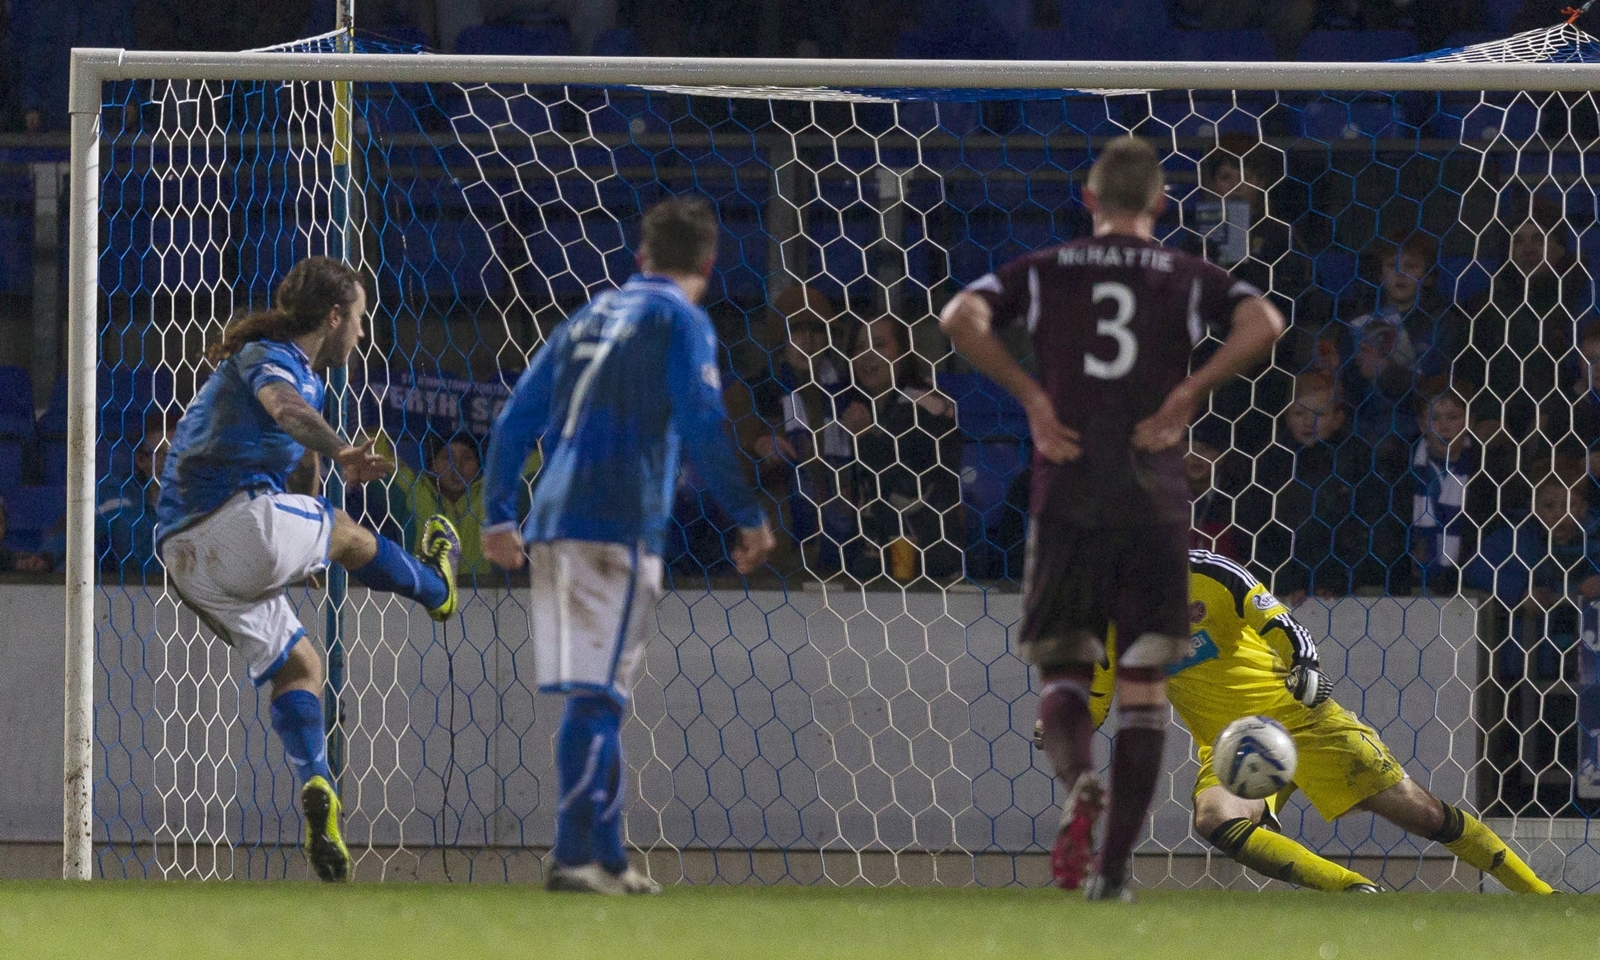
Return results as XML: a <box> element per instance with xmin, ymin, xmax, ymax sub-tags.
<box><xmin>1047</xmin><ymin>548</ymin><xmax>1554</xmax><ymax>893</ymax></box>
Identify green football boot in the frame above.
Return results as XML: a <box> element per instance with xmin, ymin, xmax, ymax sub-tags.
<box><xmin>420</xmin><ymin>514</ymin><xmax>462</xmax><ymax>622</ymax></box>
<box><xmin>301</xmin><ymin>775</ymin><xmax>351</xmax><ymax>883</ymax></box>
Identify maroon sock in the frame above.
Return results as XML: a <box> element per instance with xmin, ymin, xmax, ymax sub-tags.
<box><xmin>1036</xmin><ymin>668</ymin><xmax>1096</xmax><ymax>787</ymax></box>
<box><xmin>1096</xmin><ymin>702</ymin><xmax>1168</xmax><ymax>883</ymax></box>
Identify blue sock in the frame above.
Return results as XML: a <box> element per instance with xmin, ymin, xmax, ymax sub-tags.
<box><xmin>349</xmin><ymin>535</ymin><xmax>448</xmax><ymax>610</ymax></box>
<box><xmin>592</xmin><ymin>734</ymin><xmax>629</xmax><ymax>874</ymax></box>
<box><xmin>554</xmin><ymin>695</ymin><xmax>622</xmax><ymax>868</ymax></box>
<box><xmin>270</xmin><ymin>689</ymin><xmax>333</xmax><ymax>788</ymax></box>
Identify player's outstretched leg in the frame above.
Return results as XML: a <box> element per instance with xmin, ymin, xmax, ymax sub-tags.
<box><xmin>1195</xmin><ymin>785</ymin><xmax>1376</xmax><ymax>892</ymax></box>
<box><xmin>332</xmin><ymin>510</ymin><xmax>458</xmax><ymax>622</ymax></box>
<box><xmin>267</xmin><ymin>638</ymin><xmax>350</xmax><ymax>882</ymax></box>
<box><xmin>1086</xmin><ymin>668</ymin><xmax>1170</xmax><ymax>901</ymax></box>
<box><xmin>1035</xmin><ymin>667</ymin><xmax>1102</xmax><ymax>890</ymax></box>
<box><xmin>1360</xmin><ymin>780</ymin><xmax>1554</xmax><ymax>894</ymax></box>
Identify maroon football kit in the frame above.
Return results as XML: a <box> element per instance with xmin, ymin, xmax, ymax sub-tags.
<box><xmin>966</xmin><ymin>234</ymin><xmax>1259</xmax><ymax>665</ymax></box>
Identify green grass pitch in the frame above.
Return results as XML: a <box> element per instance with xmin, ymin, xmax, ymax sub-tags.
<box><xmin>1</xmin><ymin>881</ymin><xmax>1595</xmax><ymax>960</ymax></box>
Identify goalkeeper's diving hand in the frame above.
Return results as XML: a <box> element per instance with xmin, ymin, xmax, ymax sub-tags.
<box><xmin>1286</xmin><ymin>659</ymin><xmax>1331</xmax><ymax>708</ymax></box>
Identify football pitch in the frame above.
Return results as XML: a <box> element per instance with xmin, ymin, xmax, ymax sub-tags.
<box><xmin>1</xmin><ymin>882</ymin><xmax>1596</xmax><ymax>960</ymax></box>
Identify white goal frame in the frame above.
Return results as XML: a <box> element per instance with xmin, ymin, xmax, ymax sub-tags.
<box><xmin>62</xmin><ymin>44</ymin><xmax>1600</xmax><ymax>881</ymax></box>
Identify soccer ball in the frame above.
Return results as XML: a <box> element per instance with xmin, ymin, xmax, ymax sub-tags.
<box><xmin>1212</xmin><ymin>716</ymin><xmax>1297</xmax><ymax>800</ymax></box>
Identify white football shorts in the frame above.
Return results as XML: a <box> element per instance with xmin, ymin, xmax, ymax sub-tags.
<box><xmin>159</xmin><ymin>490</ymin><xmax>334</xmax><ymax>686</ymax></box>
<box><xmin>528</xmin><ymin>539</ymin><xmax>664</xmax><ymax>705</ymax></box>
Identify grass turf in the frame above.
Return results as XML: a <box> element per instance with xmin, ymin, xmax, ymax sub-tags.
<box><xmin>0</xmin><ymin>881</ymin><xmax>1595</xmax><ymax>960</ymax></box>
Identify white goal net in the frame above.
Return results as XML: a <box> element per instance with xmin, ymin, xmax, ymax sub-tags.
<box><xmin>64</xmin><ymin>25</ymin><xmax>1600</xmax><ymax>890</ymax></box>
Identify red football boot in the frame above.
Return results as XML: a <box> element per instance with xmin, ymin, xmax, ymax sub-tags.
<box><xmin>1051</xmin><ymin>772</ymin><xmax>1105</xmax><ymax>890</ymax></box>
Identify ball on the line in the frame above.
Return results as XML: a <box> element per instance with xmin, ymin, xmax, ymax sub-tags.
<box><xmin>1212</xmin><ymin>716</ymin><xmax>1297</xmax><ymax>800</ymax></box>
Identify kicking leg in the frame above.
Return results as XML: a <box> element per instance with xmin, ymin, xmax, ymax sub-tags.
<box><xmin>1359</xmin><ymin>779</ymin><xmax>1553</xmax><ymax>894</ymax></box>
<box><xmin>1090</xmin><ymin>666</ymin><xmax>1169</xmax><ymax>896</ymax></box>
<box><xmin>1037</xmin><ymin>663</ymin><xmax>1103</xmax><ymax>890</ymax></box>
<box><xmin>267</xmin><ymin>638</ymin><xmax>349</xmax><ymax>882</ymax></box>
<box><xmin>330</xmin><ymin>509</ymin><xmax>459</xmax><ymax>621</ymax></box>
<box><xmin>1195</xmin><ymin>786</ymin><xmax>1376</xmax><ymax>891</ymax></box>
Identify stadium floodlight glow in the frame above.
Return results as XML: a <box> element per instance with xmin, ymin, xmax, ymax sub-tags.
<box><xmin>67</xmin><ymin>28</ymin><xmax>1600</xmax><ymax>886</ymax></box>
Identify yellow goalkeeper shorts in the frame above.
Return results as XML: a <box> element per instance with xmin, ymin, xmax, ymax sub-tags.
<box><xmin>1192</xmin><ymin>699</ymin><xmax>1407</xmax><ymax>821</ymax></box>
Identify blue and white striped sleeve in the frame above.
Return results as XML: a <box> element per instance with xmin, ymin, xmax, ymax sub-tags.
<box><xmin>483</xmin><ymin>334</ymin><xmax>560</xmax><ymax>533</ymax></box>
<box><xmin>666</xmin><ymin>308</ymin><xmax>765</xmax><ymax>530</ymax></box>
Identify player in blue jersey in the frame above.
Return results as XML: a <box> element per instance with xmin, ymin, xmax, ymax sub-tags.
<box><xmin>483</xmin><ymin>197</ymin><xmax>775</xmax><ymax>895</ymax></box>
<box><xmin>157</xmin><ymin>257</ymin><xmax>463</xmax><ymax>883</ymax></box>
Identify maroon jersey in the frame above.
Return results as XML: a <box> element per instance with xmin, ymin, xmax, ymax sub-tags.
<box><xmin>967</xmin><ymin>234</ymin><xmax>1259</xmax><ymax>528</ymax></box>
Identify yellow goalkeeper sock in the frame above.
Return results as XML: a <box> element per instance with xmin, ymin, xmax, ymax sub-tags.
<box><xmin>1431</xmin><ymin>805</ymin><xmax>1554</xmax><ymax>894</ymax></box>
<box><xmin>1210</xmin><ymin>818</ymin><xmax>1374</xmax><ymax>892</ymax></box>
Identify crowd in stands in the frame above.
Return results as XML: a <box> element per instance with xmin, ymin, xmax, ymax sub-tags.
<box><xmin>1</xmin><ymin>183</ymin><xmax>1596</xmax><ymax>612</ymax></box>
<box><xmin>0</xmin><ymin>0</ymin><xmax>1586</xmax><ymax>132</ymax></box>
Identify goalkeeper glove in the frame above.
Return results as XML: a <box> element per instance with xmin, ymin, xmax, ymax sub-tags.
<box><xmin>1286</xmin><ymin>660</ymin><xmax>1331</xmax><ymax>708</ymax></box>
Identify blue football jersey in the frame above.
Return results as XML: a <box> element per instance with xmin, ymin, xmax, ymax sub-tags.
<box><xmin>156</xmin><ymin>339</ymin><xmax>324</xmax><ymax>538</ymax></box>
<box><xmin>484</xmin><ymin>274</ymin><xmax>764</xmax><ymax>555</ymax></box>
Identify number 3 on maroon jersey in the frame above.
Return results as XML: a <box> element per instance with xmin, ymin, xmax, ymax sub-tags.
<box><xmin>1085</xmin><ymin>281</ymin><xmax>1137</xmax><ymax>381</ymax></box>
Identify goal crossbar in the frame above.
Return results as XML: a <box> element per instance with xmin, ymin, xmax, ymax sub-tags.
<box><xmin>68</xmin><ymin>47</ymin><xmax>1600</xmax><ymax>98</ymax></box>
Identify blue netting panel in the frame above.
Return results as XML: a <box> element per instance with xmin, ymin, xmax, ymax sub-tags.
<box><xmin>91</xmin><ymin>25</ymin><xmax>1600</xmax><ymax>889</ymax></box>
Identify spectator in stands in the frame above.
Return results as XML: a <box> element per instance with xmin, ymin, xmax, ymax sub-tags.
<box><xmin>94</xmin><ymin>411</ymin><xmax>175</xmax><ymax>576</ymax></box>
<box><xmin>1463</xmin><ymin>474</ymin><xmax>1600</xmax><ymax>677</ymax></box>
<box><xmin>1455</xmin><ymin>196</ymin><xmax>1590</xmax><ymax>449</ymax></box>
<box><xmin>1189</xmin><ymin>140</ymin><xmax>1307</xmax><ymax>456</ymax></box>
<box><xmin>1170</xmin><ymin>0</ymin><xmax>1316</xmax><ymax>60</ymax></box>
<box><xmin>828</xmin><ymin>315</ymin><xmax>961</xmax><ymax>580</ymax></box>
<box><xmin>1407</xmin><ymin>386</ymin><xmax>1505</xmax><ymax>593</ymax></box>
<box><xmin>724</xmin><ymin>284</ymin><xmax>851</xmax><ymax>569</ymax></box>
<box><xmin>1192</xmin><ymin>145</ymin><xmax>1307</xmax><ymax>299</ymax></box>
<box><xmin>1337</xmin><ymin>233</ymin><xmax>1468</xmax><ymax>455</ymax></box>
<box><xmin>385</xmin><ymin>432</ymin><xmax>516</xmax><ymax>579</ymax></box>
<box><xmin>1239</xmin><ymin>373</ymin><xmax>1400</xmax><ymax>602</ymax></box>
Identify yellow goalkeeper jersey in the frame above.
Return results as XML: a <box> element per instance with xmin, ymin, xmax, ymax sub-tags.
<box><xmin>1092</xmin><ymin>549</ymin><xmax>1322</xmax><ymax>748</ymax></box>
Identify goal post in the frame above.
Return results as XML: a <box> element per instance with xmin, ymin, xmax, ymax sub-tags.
<box><xmin>65</xmin><ymin>34</ymin><xmax>1600</xmax><ymax>886</ymax></box>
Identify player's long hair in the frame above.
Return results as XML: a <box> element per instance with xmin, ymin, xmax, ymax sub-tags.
<box><xmin>205</xmin><ymin>257</ymin><xmax>365</xmax><ymax>364</ymax></box>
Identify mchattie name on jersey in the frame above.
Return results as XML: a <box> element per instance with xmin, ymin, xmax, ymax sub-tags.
<box><xmin>1057</xmin><ymin>243</ymin><xmax>1177</xmax><ymax>272</ymax></box>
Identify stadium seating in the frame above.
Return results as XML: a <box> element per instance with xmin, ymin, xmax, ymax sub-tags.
<box><xmin>96</xmin><ymin>366</ymin><xmax>175</xmax><ymax>444</ymax></box>
<box><xmin>1314</xmin><ymin>250</ymin><xmax>1358</xmax><ymax>300</ymax></box>
<box><xmin>591</xmin><ymin>28</ymin><xmax>642</xmax><ymax>57</ymax></box>
<box><xmin>1432</xmin><ymin>95</ymin><xmax>1544</xmax><ymax>142</ymax></box>
<box><xmin>1484</xmin><ymin>0</ymin><xmax>1526</xmax><ymax>33</ymax></box>
<box><xmin>0</xmin><ymin>439</ymin><xmax>21</xmax><ymax>490</ymax></box>
<box><xmin>0</xmin><ymin>365</ymin><xmax>33</xmax><ymax>439</ymax></box>
<box><xmin>938</xmin><ymin>371</ymin><xmax>1029</xmax><ymax>580</ymax></box>
<box><xmin>366</xmin><ymin>24</ymin><xmax>431</xmax><ymax>50</ymax></box>
<box><xmin>1301</xmin><ymin>97</ymin><xmax>1413</xmax><ymax>141</ymax></box>
<box><xmin>893</xmin><ymin>4</ymin><xmax>1014</xmax><ymax>62</ymax></box>
<box><xmin>3</xmin><ymin>483</ymin><xmax>64</xmax><ymax>555</ymax></box>
<box><xmin>1439</xmin><ymin>32</ymin><xmax>1501</xmax><ymax>52</ymax></box>
<box><xmin>0</xmin><ymin>207</ymin><xmax>31</xmax><ymax>296</ymax></box>
<box><xmin>1058</xmin><ymin>0</ymin><xmax>1173</xmax><ymax>60</ymax></box>
<box><xmin>455</xmin><ymin>24</ymin><xmax>572</xmax><ymax>57</ymax></box>
<box><xmin>34</xmin><ymin>375</ymin><xmax>66</xmax><ymax>485</ymax></box>
<box><xmin>1165</xmin><ymin>30</ymin><xmax>1276</xmax><ymax>63</ymax></box>
<box><xmin>1297</xmin><ymin>30</ymin><xmax>1421</xmax><ymax>63</ymax></box>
